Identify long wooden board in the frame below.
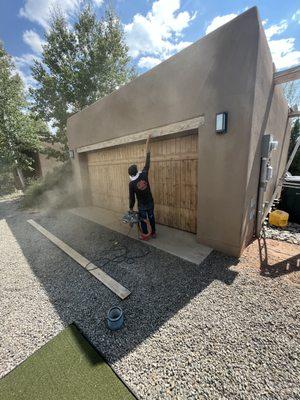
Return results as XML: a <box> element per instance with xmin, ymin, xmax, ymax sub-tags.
<box><xmin>274</xmin><ymin>65</ymin><xmax>300</xmax><ymax>85</ymax></box>
<box><xmin>77</xmin><ymin>116</ymin><xmax>204</xmax><ymax>153</ymax></box>
<box><xmin>27</xmin><ymin>219</ymin><xmax>131</xmax><ymax>300</ymax></box>
<box><xmin>288</xmin><ymin>111</ymin><xmax>300</xmax><ymax>118</ymax></box>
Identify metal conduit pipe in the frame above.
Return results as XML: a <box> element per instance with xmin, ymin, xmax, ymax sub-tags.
<box><xmin>255</xmin><ymin>135</ymin><xmax>278</xmax><ymax>237</ymax></box>
<box><xmin>256</xmin><ymin>125</ymin><xmax>300</xmax><ymax>238</ymax></box>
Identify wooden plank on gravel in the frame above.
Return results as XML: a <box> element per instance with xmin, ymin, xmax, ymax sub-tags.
<box><xmin>87</xmin><ymin>264</ymin><xmax>131</xmax><ymax>300</ymax></box>
<box><xmin>27</xmin><ymin>219</ymin><xmax>131</xmax><ymax>300</ymax></box>
<box><xmin>27</xmin><ymin>219</ymin><xmax>90</xmax><ymax>268</ymax></box>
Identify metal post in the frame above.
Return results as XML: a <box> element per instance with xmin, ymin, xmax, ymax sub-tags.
<box><xmin>263</xmin><ymin>135</ymin><xmax>300</xmax><ymax>221</ymax></box>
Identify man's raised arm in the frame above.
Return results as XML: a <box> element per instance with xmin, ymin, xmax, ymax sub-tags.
<box><xmin>144</xmin><ymin>134</ymin><xmax>151</xmax><ymax>172</ymax></box>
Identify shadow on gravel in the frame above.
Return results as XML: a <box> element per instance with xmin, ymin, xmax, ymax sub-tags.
<box><xmin>0</xmin><ymin>198</ymin><xmax>22</xmax><ymax>219</ymax></box>
<box><xmin>5</xmin><ymin>202</ymin><xmax>239</xmax><ymax>364</ymax></box>
<box><xmin>261</xmin><ymin>254</ymin><xmax>300</xmax><ymax>278</ymax></box>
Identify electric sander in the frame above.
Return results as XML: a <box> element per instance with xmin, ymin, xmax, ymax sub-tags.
<box><xmin>122</xmin><ymin>211</ymin><xmax>152</xmax><ymax>239</ymax></box>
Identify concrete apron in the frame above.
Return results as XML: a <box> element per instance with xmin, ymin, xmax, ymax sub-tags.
<box><xmin>69</xmin><ymin>207</ymin><xmax>212</xmax><ymax>265</ymax></box>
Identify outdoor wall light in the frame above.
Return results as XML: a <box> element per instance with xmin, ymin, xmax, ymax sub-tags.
<box><xmin>69</xmin><ymin>149</ymin><xmax>75</xmax><ymax>158</ymax></box>
<box><xmin>215</xmin><ymin>112</ymin><xmax>228</xmax><ymax>133</ymax></box>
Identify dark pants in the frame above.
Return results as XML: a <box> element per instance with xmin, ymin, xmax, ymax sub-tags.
<box><xmin>139</xmin><ymin>208</ymin><xmax>156</xmax><ymax>235</ymax></box>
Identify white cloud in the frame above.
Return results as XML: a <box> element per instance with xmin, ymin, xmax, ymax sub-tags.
<box><xmin>292</xmin><ymin>9</ymin><xmax>300</xmax><ymax>23</ymax></box>
<box><xmin>265</xmin><ymin>20</ymin><xmax>288</xmax><ymax>40</ymax></box>
<box><xmin>205</xmin><ymin>13</ymin><xmax>237</xmax><ymax>34</ymax></box>
<box><xmin>13</xmin><ymin>53</ymin><xmax>38</xmax><ymax>69</ymax></box>
<box><xmin>13</xmin><ymin>54</ymin><xmax>38</xmax><ymax>92</ymax></box>
<box><xmin>206</xmin><ymin>13</ymin><xmax>300</xmax><ymax>69</ymax></box>
<box><xmin>23</xmin><ymin>30</ymin><xmax>45</xmax><ymax>54</ymax></box>
<box><xmin>124</xmin><ymin>0</ymin><xmax>196</xmax><ymax>63</ymax></box>
<box><xmin>19</xmin><ymin>0</ymin><xmax>103</xmax><ymax>29</ymax></box>
<box><xmin>17</xmin><ymin>70</ymin><xmax>36</xmax><ymax>93</ymax></box>
<box><xmin>173</xmin><ymin>41</ymin><xmax>192</xmax><ymax>51</ymax></box>
<box><xmin>92</xmin><ymin>0</ymin><xmax>103</xmax><ymax>6</ymax></box>
<box><xmin>19</xmin><ymin>0</ymin><xmax>80</xmax><ymax>29</ymax></box>
<box><xmin>138</xmin><ymin>56</ymin><xmax>162</xmax><ymax>69</ymax></box>
<box><xmin>268</xmin><ymin>38</ymin><xmax>300</xmax><ymax>69</ymax></box>
<box><xmin>151</xmin><ymin>0</ymin><xmax>194</xmax><ymax>34</ymax></box>
<box><xmin>266</xmin><ymin>21</ymin><xmax>300</xmax><ymax>69</ymax></box>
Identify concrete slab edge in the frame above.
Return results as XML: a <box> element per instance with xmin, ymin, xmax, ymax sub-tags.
<box><xmin>68</xmin><ymin>208</ymin><xmax>212</xmax><ymax>265</ymax></box>
<box><xmin>27</xmin><ymin>219</ymin><xmax>131</xmax><ymax>300</ymax></box>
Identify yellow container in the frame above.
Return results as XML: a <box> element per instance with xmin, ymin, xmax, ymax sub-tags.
<box><xmin>269</xmin><ymin>210</ymin><xmax>289</xmax><ymax>228</ymax></box>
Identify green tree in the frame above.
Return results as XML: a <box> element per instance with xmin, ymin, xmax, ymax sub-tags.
<box><xmin>0</xmin><ymin>41</ymin><xmax>43</xmax><ymax>189</ymax></box>
<box><xmin>288</xmin><ymin>118</ymin><xmax>300</xmax><ymax>176</ymax></box>
<box><xmin>31</xmin><ymin>5</ymin><xmax>135</xmax><ymax>161</ymax></box>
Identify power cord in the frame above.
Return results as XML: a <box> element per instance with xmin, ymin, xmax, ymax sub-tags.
<box><xmin>88</xmin><ymin>224</ymin><xmax>151</xmax><ymax>271</ymax></box>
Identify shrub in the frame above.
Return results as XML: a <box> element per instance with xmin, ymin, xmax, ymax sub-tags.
<box><xmin>21</xmin><ymin>161</ymin><xmax>77</xmax><ymax>209</ymax></box>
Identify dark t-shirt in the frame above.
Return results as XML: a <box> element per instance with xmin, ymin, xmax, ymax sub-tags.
<box><xmin>129</xmin><ymin>152</ymin><xmax>154</xmax><ymax>211</ymax></box>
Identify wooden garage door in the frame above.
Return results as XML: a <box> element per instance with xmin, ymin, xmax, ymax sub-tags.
<box><xmin>87</xmin><ymin>133</ymin><xmax>198</xmax><ymax>233</ymax></box>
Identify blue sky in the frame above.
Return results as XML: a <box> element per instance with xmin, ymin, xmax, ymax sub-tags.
<box><xmin>0</xmin><ymin>0</ymin><xmax>299</xmax><ymax>91</ymax></box>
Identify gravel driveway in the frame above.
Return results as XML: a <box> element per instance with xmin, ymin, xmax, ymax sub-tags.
<box><xmin>1</xmin><ymin>198</ymin><xmax>300</xmax><ymax>400</ymax></box>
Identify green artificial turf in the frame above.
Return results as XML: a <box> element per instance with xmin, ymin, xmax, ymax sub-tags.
<box><xmin>0</xmin><ymin>324</ymin><xmax>136</xmax><ymax>400</ymax></box>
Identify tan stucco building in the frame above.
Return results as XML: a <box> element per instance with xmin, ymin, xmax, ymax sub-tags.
<box><xmin>67</xmin><ymin>7</ymin><xmax>291</xmax><ymax>257</ymax></box>
<box><xmin>37</xmin><ymin>143</ymin><xmax>63</xmax><ymax>177</ymax></box>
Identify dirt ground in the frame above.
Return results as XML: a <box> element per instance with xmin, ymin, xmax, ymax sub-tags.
<box><xmin>240</xmin><ymin>238</ymin><xmax>300</xmax><ymax>286</ymax></box>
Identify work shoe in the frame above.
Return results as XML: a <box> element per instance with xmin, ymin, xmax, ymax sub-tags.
<box><xmin>139</xmin><ymin>234</ymin><xmax>149</xmax><ymax>241</ymax></box>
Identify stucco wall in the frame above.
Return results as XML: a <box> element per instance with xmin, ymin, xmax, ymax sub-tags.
<box><xmin>68</xmin><ymin>8</ymin><xmax>258</xmax><ymax>151</ymax></box>
<box><xmin>195</xmin><ymin>8</ymin><xmax>260</xmax><ymax>256</ymax></box>
<box><xmin>67</xmin><ymin>7</ymin><xmax>289</xmax><ymax>257</ymax></box>
<box><xmin>240</xmin><ymin>18</ymin><xmax>289</xmax><ymax>250</ymax></box>
<box><xmin>38</xmin><ymin>143</ymin><xmax>63</xmax><ymax>177</ymax></box>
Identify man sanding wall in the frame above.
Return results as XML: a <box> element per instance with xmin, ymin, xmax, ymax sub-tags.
<box><xmin>128</xmin><ymin>134</ymin><xmax>156</xmax><ymax>240</ymax></box>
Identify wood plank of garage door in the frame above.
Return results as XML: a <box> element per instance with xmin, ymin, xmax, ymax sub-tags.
<box><xmin>87</xmin><ymin>133</ymin><xmax>198</xmax><ymax>233</ymax></box>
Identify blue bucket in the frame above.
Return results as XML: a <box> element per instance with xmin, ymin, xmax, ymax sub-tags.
<box><xmin>107</xmin><ymin>306</ymin><xmax>124</xmax><ymax>331</ymax></box>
